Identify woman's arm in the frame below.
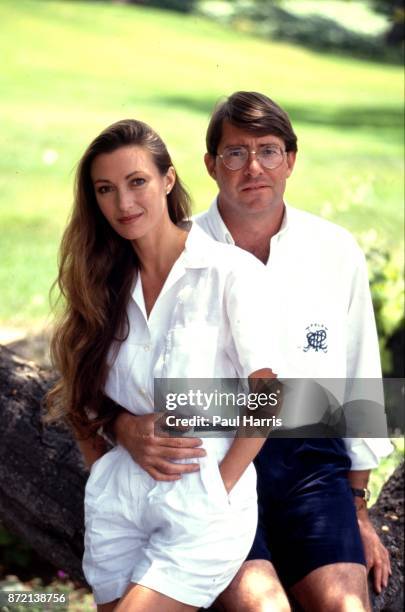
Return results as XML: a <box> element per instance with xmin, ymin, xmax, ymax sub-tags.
<box><xmin>219</xmin><ymin>368</ymin><xmax>278</xmax><ymax>492</ymax></box>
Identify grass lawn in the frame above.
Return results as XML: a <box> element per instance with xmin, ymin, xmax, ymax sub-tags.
<box><xmin>0</xmin><ymin>0</ymin><xmax>403</xmax><ymax>329</ymax></box>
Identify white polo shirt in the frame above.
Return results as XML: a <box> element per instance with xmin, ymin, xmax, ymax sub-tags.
<box><xmin>104</xmin><ymin>222</ymin><xmax>275</xmax><ymax>419</ymax></box>
<box><xmin>196</xmin><ymin>199</ymin><xmax>392</xmax><ymax>469</ymax></box>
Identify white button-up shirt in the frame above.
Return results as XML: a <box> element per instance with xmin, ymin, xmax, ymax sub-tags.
<box><xmin>105</xmin><ymin>223</ymin><xmax>276</xmax><ymax>417</ymax></box>
<box><xmin>196</xmin><ymin>199</ymin><xmax>392</xmax><ymax>469</ymax></box>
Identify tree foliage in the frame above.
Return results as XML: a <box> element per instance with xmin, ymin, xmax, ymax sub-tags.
<box><xmin>119</xmin><ymin>0</ymin><xmax>197</xmax><ymax>13</ymax></box>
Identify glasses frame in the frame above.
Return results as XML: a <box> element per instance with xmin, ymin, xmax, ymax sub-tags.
<box><xmin>217</xmin><ymin>144</ymin><xmax>287</xmax><ymax>171</ymax></box>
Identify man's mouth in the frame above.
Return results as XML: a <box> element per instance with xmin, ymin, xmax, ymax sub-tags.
<box><xmin>241</xmin><ymin>184</ymin><xmax>270</xmax><ymax>192</ymax></box>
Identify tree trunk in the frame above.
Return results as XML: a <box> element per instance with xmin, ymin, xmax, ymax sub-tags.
<box><xmin>0</xmin><ymin>345</ymin><xmax>87</xmax><ymax>583</ymax></box>
<box><xmin>0</xmin><ymin>345</ymin><xmax>403</xmax><ymax>609</ymax></box>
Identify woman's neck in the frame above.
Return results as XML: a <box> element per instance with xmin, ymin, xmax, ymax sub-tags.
<box><xmin>131</xmin><ymin>219</ymin><xmax>188</xmax><ymax>279</ymax></box>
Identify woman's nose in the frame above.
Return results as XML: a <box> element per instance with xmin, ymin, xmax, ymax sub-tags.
<box><xmin>117</xmin><ymin>189</ymin><xmax>133</xmax><ymax>211</ymax></box>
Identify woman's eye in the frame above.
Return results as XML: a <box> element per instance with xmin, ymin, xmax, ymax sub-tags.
<box><xmin>131</xmin><ymin>178</ymin><xmax>146</xmax><ymax>186</ymax></box>
<box><xmin>97</xmin><ymin>185</ymin><xmax>113</xmax><ymax>194</ymax></box>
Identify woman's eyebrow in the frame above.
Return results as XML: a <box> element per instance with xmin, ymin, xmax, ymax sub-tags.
<box><xmin>93</xmin><ymin>178</ymin><xmax>112</xmax><ymax>184</ymax></box>
<box><xmin>125</xmin><ymin>170</ymin><xmax>144</xmax><ymax>179</ymax></box>
<box><xmin>93</xmin><ymin>170</ymin><xmax>143</xmax><ymax>184</ymax></box>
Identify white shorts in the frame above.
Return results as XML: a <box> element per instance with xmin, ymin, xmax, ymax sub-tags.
<box><xmin>83</xmin><ymin>441</ymin><xmax>257</xmax><ymax>607</ymax></box>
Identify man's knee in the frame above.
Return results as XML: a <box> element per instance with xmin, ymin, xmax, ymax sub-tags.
<box><xmin>216</xmin><ymin>560</ymin><xmax>291</xmax><ymax>612</ymax></box>
<box><xmin>291</xmin><ymin>563</ymin><xmax>370</xmax><ymax>612</ymax></box>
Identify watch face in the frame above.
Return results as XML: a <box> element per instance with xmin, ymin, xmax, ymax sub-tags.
<box><xmin>364</xmin><ymin>489</ymin><xmax>371</xmax><ymax>502</ymax></box>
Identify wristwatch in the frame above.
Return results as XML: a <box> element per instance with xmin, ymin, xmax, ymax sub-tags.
<box><xmin>351</xmin><ymin>487</ymin><xmax>371</xmax><ymax>503</ymax></box>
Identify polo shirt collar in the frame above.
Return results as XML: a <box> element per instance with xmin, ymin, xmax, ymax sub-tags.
<box><xmin>206</xmin><ymin>196</ymin><xmax>292</xmax><ymax>244</ymax></box>
<box><xmin>203</xmin><ymin>198</ymin><xmax>235</xmax><ymax>245</ymax></box>
<box><xmin>182</xmin><ymin>221</ymin><xmax>215</xmax><ymax>268</ymax></box>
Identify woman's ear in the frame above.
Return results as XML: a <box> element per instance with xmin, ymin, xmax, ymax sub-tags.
<box><xmin>165</xmin><ymin>166</ymin><xmax>176</xmax><ymax>194</ymax></box>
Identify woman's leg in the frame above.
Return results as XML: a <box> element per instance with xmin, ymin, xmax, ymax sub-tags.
<box><xmin>97</xmin><ymin>600</ymin><xmax>119</xmax><ymax>612</ymax></box>
<box><xmin>114</xmin><ymin>583</ymin><xmax>198</xmax><ymax>612</ymax></box>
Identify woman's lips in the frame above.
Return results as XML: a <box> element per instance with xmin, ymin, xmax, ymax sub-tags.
<box><xmin>117</xmin><ymin>213</ymin><xmax>143</xmax><ymax>224</ymax></box>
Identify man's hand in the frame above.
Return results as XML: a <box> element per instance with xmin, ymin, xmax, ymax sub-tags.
<box><xmin>357</xmin><ymin>503</ymin><xmax>392</xmax><ymax>594</ymax></box>
<box><xmin>113</xmin><ymin>410</ymin><xmax>206</xmax><ymax>481</ymax></box>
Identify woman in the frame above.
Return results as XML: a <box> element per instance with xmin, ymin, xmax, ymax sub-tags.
<box><xmin>47</xmin><ymin>119</ymin><xmax>277</xmax><ymax>612</ymax></box>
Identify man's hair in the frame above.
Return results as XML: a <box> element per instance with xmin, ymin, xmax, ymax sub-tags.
<box><xmin>206</xmin><ymin>91</ymin><xmax>298</xmax><ymax>156</ymax></box>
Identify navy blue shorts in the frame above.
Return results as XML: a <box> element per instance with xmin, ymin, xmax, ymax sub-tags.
<box><xmin>246</xmin><ymin>438</ymin><xmax>366</xmax><ymax>588</ymax></box>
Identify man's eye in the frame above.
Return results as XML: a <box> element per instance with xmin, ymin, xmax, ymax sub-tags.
<box><xmin>261</xmin><ymin>147</ymin><xmax>280</xmax><ymax>157</ymax></box>
<box><xmin>226</xmin><ymin>148</ymin><xmax>245</xmax><ymax>158</ymax></box>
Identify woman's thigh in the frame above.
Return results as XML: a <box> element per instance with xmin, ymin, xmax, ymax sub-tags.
<box><xmin>115</xmin><ymin>583</ymin><xmax>198</xmax><ymax>612</ymax></box>
<box><xmin>97</xmin><ymin>599</ymin><xmax>119</xmax><ymax>612</ymax></box>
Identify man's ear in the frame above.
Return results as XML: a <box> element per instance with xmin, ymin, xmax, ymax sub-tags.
<box><xmin>204</xmin><ymin>152</ymin><xmax>217</xmax><ymax>180</ymax></box>
<box><xmin>286</xmin><ymin>151</ymin><xmax>297</xmax><ymax>178</ymax></box>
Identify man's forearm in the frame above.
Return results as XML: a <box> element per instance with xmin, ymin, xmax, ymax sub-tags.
<box><xmin>76</xmin><ymin>434</ymin><xmax>107</xmax><ymax>469</ymax></box>
<box><xmin>348</xmin><ymin>469</ymin><xmax>371</xmax><ymax>512</ymax></box>
<box><xmin>348</xmin><ymin>469</ymin><xmax>370</xmax><ymax>489</ymax></box>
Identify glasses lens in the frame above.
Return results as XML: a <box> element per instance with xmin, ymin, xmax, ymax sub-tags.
<box><xmin>220</xmin><ymin>145</ymin><xmax>285</xmax><ymax>170</ymax></box>
<box><xmin>221</xmin><ymin>147</ymin><xmax>248</xmax><ymax>170</ymax></box>
<box><xmin>257</xmin><ymin>145</ymin><xmax>284</xmax><ymax>169</ymax></box>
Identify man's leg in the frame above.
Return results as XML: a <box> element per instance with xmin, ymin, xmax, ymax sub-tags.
<box><xmin>290</xmin><ymin>563</ymin><xmax>370</xmax><ymax>612</ymax></box>
<box><xmin>253</xmin><ymin>439</ymin><xmax>368</xmax><ymax>611</ymax></box>
<box><xmin>215</xmin><ymin>560</ymin><xmax>291</xmax><ymax>612</ymax></box>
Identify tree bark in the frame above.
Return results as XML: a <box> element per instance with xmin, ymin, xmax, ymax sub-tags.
<box><xmin>0</xmin><ymin>345</ymin><xmax>87</xmax><ymax>583</ymax></box>
<box><xmin>0</xmin><ymin>345</ymin><xmax>403</xmax><ymax>609</ymax></box>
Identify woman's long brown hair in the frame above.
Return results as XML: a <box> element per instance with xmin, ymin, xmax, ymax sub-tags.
<box><xmin>46</xmin><ymin>119</ymin><xmax>191</xmax><ymax>437</ymax></box>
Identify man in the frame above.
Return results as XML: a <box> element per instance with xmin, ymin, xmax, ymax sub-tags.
<box><xmin>112</xmin><ymin>91</ymin><xmax>392</xmax><ymax>611</ymax></box>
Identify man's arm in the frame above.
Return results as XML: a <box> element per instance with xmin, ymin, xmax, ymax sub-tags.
<box><xmin>113</xmin><ymin>409</ymin><xmax>207</xmax><ymax>481</ymax></box>
<box><xmin>76</xmin><ymin>434</ymin><xmax>107</xmax><ymax>470</ymax></box>
<box><xmin>344</xmin><ymin>242</ymin><xmax>393</xmax><ymax>593</ymax></box>
<box><xmin>348</xmin><ymin>470</ymin><xmax>391</xmax><ymax>594</ymax></box>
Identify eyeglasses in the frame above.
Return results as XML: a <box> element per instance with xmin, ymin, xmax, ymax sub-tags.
<box><xmin>217</xmin><ymin>144</ymin><xmax>286</xmax><ymax>171</ymax></box>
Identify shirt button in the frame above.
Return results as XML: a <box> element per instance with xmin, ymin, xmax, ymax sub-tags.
<box><xmin>144</xmin><ymin>344</ymin><xmax>150</xmax><ymax>351</ymax></box>
<box><xmin>141</xmin><ymin>389</ymin><xmax>147</xmax><ymax>396</ymax></box>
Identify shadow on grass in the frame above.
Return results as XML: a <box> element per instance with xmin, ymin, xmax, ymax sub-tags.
<box><xmin>154</xmin><ymin>95</ymin><xmax>404</xmax><ymax>131</ymax></box>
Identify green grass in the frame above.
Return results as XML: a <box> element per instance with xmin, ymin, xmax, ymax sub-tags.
<box><xmin>369</xmin><ymin>438</ymin><xmax>404</xmax><ymax>506</ymax></box>
<box><xmin>0</xmin><ymin>0</ymin><xmax>403</xmax><ymax>327</ymax></box>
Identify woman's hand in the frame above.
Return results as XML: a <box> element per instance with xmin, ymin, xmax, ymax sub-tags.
<box><xmin>114</xmin><ymin>410</ymin><xmax>207</xmax><ymax>481</ymax></box>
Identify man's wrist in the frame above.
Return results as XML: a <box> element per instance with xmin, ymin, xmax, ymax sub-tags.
<box><xmin>354</xmin><ymin>496</ymin><xmax>368</xmax><ymax>514</ymax></box>
<box><xmin>97</xmin><ymin>424</ymin><xmax>116</xmax><ymax>447</ymax></box>
<box><xmin>351</xmin><ymin>486</ymin><xmax>371</xmax><ymax>502</ymax></box>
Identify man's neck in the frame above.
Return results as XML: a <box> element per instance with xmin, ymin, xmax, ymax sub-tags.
<box><xmin>218</xmin><ymin>201</ymin><xmax>285</xmax><ymax>264</ymax></box>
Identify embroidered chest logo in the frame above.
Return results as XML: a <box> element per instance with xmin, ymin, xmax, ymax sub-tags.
<box><xmin>303</xmin><ymin>323</ymin><xmax>328</xmax><ymax>353</ymax></box>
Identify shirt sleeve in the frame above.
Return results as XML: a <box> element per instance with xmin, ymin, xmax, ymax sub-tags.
<box><xmin>343</xmin><ymin>243</ymin><xmax>392</xmax><ymax>468</ymax></box>
<box><xmin>224</xmin><ymin>252</ymin><xmax>277</xmax><ymax>378</ymax></box>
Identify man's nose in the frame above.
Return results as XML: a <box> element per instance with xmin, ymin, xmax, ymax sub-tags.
<box><xmin>245</xmin><ymin>152</ymin><xmax>264</xmax><ymax>176</ymax></box>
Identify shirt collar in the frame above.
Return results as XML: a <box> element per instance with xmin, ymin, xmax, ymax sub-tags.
<box><xmin>130</xmin><ymin>221</ymin><xmax>212</xmax><ymax>309</ymax></box>
<box><xmin>182</xmin><ymin>221</ymin><xmax>216</xmax><ymax>268</ymax></box>
<box><xmin>206</xmin><ymin>196</ymin><xmax>293</xmax><ymax>243</ymax></box>
<box><xmin>205</xmin><ymin>198</ymin><xmax>235</xmax><ymax>245</ymax></box>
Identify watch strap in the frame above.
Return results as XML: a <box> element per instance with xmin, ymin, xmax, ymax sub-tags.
<box><xmin>351</xmin><ymin>487</ymin><xmax>371</xmax><ymax>502</ymax></box>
